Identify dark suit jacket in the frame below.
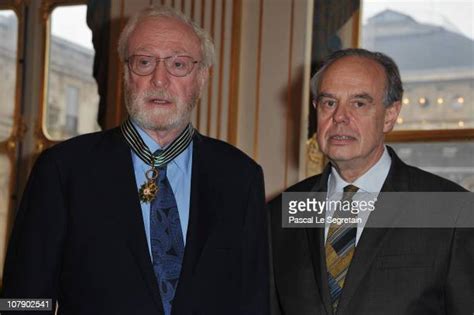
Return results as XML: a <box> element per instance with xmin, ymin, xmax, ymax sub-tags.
<box><xmin>1</xmin><ymin>127</ymin><xmax>269</xmax><ymax>315</ymax></box>
<box><xmin>269</xmin><ymin>147</ymin><xmax>473</xmax><ymax>315</ymax></box>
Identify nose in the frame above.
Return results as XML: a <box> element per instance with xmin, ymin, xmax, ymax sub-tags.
<box><xmin>151</xmin><ymin>60</ymin><xmax>170</xmax><ymax>88</ymax></box>
<box><xmin>332</xmin><ymin>102</ymin><xmax>350</xmax><ymax>124</ymax></box>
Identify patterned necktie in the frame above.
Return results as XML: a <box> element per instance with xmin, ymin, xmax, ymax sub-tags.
<box><xmin>150</xmin><ymin>162</ymin><xmax>185</xmax><ymax>315</ymax></box>
<box><xmin>325</xmin><ymin>184</ymin><xmax>359</xmax><ymax>312</ymax></box>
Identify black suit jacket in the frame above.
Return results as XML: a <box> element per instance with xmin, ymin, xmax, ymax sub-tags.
<box><xmin>269</xmin><ymin>147</ymin><xmax>473</xmax><ymax>315</ymax></box>
<box><xmin>2</xmin><ymin>127</ymin><xmax>269</xmax><ymax>315</ymax></box>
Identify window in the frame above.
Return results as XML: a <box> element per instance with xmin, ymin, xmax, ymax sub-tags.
<box><xmin>391</xmin><ymin>142</ymin><xmax>474</xmax><ymax>191</ymax></box>
<box><xmin>360</xmin><ymin>0</ymin><xmax>474</xmax><ymax>190</ymax></box>
<box><xmin>0</xmin><ymin>10</ymin><xmax>18</xmax><ymax>141</ymax></box>
<box><xmin>65</xmin><ymin>85</ymin><xmax>79</xmax><ymax>137</ymax></box>
<box><xmin>361</xmin><ymin>0</ymin><xmax>473</xmax><ymax>131</ymax></box>
<box><xmin>0</xmin><ymin>6</ymin><xmax>18</xmax><ymax>286</ymax></box>
<box><xmin>44</xmin><ymin>4</ymin><xmax>100</xmax><ymax>140</ymax></box>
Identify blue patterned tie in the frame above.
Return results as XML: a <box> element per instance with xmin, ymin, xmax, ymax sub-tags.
<box><xmin>150</xmin><ymin>162</ymin><xmax>184</xmax><ymax>315</ymax></box>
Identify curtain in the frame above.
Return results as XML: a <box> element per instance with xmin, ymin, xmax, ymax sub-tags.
<box><xmin>308</xmin><ymin>0</ymin><xmax>360</xmax><ymax>138</ymax></box>
<box><xmin>86</xmin><ymin>0</ymin><xmax>111</xmax><ymax>130</ymax></box>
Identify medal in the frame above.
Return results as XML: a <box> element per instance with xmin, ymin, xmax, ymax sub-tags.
<box><xmin>121</xmin><ymin>118</ymin><xmax>194</xmax><ymax>204</ymax></box>
<box><xmin>139</xmin><ymin>168</ymin><xmax>159</xmax><ymax>203</ymax></box>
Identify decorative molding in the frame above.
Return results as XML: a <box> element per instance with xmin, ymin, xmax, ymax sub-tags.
<box><xmin>251</xmin><ymin>0</ymin><xmax>263</xmax><ymax>158</ymax></box>
<box><xmin>284</xmin><ymin>0</ymin><xmax>295</xmax><ymax>187</ymax></box>
<box><xmin>352</xmin><ymin>8</ymin><xmax>360</xmax><ymax>47</ymax></box>
<box><xmin>0</xmin><ymin>0</ymin><xmax>26</xmax><ymax>281</ymax></box>
<box><xmin>205</xmin><ymin>0</ymin><xmax>215</xmax><ymax>135</ymax></box>
<box><xmin>306</xmin><ymin>133</ymin><xmax>325</xmax><ymax>177</ymax></box>
<box><xmin>226</xmin><ymin>0</ymin><xmax>241</xmax><ymax>145</ymax></box>
<box><xmin>216</xmin><ymin>0</ymin><xmax>225</xmax><ymax>139</ymax></box>
<box><xmin>40</xmin><ymin>0</ymin><xmax>84</xmax><ymax>22</ymax></box>
<box><xmin>386</xmin><ymin>129</ymin><xmax>474</xmax><ymax>143</ymax></box>
<box><xmin>7</xmin><ymin>115</ymin><xmax>28</xmax><ymax>154</ymax></box>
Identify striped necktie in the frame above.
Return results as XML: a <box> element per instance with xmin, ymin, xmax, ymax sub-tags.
<box><xmin>326</xmin><ymin>184</ymin><xmax>359</xmax><ymax>312</ymax></box>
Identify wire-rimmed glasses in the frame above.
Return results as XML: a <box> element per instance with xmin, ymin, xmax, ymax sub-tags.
<box><xmin>126</xmin><ymin>55</ymin><xmax>200</xmax><ymax>77</ymax></box>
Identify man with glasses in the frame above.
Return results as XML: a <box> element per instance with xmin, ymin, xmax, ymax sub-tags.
<box><xmin>2</xmin><ymin>6</ymin><xmax>268</xmax><ymax>315</ymax></box>
<box><xmin>268</xmin><ymin>49</ymin><xmax>473</xmax><ymax>315</ymax></box>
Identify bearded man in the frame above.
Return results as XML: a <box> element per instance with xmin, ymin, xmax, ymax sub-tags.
<box><xmin>2</xmin><ymin>6</ymin><xmax>268</xmax><ymax>315</ymax></box>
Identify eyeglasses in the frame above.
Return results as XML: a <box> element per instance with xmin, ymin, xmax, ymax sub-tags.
<box><xmin>126</xmin><ymin>55</ymin><xmax>200</xmax><ymax>77</ymax></box>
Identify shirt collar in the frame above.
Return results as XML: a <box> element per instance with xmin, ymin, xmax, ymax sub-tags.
<box><xmin>131</xmin><ymin>119</ymin><xmax>192</xmax><ymax>174</ymax></box>
<box><xmin>328</xmin><ymin>145</ymin><xmax>392</xmax><ymax>194</ymax></box>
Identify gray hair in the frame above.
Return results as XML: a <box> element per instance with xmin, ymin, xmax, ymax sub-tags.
<box><xmin>310</xmin><ymin>48</ymin><xmax>404</xmax><ymax>107</ymax></box>
<box><xmin>117</xmin><ymin>5</ymin><xmax>215</xmax><ymax>68</ymax></box>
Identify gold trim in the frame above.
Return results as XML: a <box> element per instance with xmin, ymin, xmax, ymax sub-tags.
<box><xmin>9</xmin><ymin>116</ymin><xmax>28</xmax><ymax>153</ymax></box>
<box><xmin>306</xmin><ymin>133</ymin><xmax>325</xmax><ymax>176</ymax></box>
<box><xmin>37</xmin><ymin>4</ymin><xmax>51</xmax><ymax>145</ymax></box>
<box><xmin>226</xmin><ymin>0</ymin><xmax>242</xmax><ymax>146</ymax></box>
<box><xmin>216</xmin><ymin>0</ymin><xmax>226</xmax><ymax>139</ymax></box>
<box><xmin>206</xmin><ymin>0</ymin><xmax>216</xmax><ymax>135</ymax></box>
<box><xmin>0</xmin><ymin>0</ymin><xmax>25</xmax><ymax>286</ymax></box>
<box><xmin>0</xmin><ymin>144</ymin><xmax>9</xmax><ymax>154</ymax></box>
<box><xmin>196</xmin><ymin>0</ymin><xmax>206</xmax><ymax>131</ymax></box>
<box><xmin>40</xmin><ymin>0</ymin><xmax>85</xmax><ymax>22</ymax></box>
<box><xmin>251</xmin><ymin>0</ymin><xmax>263</xmax><ymax>158</ymax></box>
<box><xmin>284</xmin><ymin>0</ymin><xmax>295</xmax><ymax>187</ymax></box>
<box><xmin>386</xmin><ymin>129</ymin><xmax>474</xmax><ymax>143</ymax></box>
<box><xmin>351</xmin><ymin>8</ymin><xmax>360</xmax><ymax>47</ymax></box>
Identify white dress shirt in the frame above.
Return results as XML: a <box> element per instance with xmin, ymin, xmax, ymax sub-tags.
<box><xmin>324</xmin><ymin>146</ymin><xmax>392</xmax><ymax>246</ymax></box>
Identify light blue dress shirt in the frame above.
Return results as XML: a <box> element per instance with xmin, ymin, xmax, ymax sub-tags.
<box><xmin>325</xmin><ymin>146</ymin><xmax>392</xmax><ymax>246</ymax></box>
<box><xmin>129</xmin><ymin>120</ymin><xmax>193</xmax><ymax>257</ymax></box>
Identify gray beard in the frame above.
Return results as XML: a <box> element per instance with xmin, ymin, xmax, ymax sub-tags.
<box><xmin>124</xmin><ymin>84</ymin><xmax>197</xmax><ymax>132</ymax></box>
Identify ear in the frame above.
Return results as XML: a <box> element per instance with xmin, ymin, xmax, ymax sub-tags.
<box><xmin>383</xmin><ymin>101</ymin><xmax>401</xmax><ymax>133</ymax></box>
<box><xmin>123</xmin><ymin>65</ymin><xmax>130</xmax><ymax>83</ymax></box>
<box><xmin>197</xmin><ymin>67</ymin><xmax>210</xmax><ymax>91</ymax></box>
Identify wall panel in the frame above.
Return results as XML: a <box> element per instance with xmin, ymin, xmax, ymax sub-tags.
<box><xmin>258</xmin><ymin>0</ymin><xmax>292</xmax><ymax>197</ymax></box>
<box><xmin>238</xmin><ymin>0</ymin><xmax>313</xmax><ymax>197</ymax></box>
<box><xmin>236</xmin><ymin>0</ymin><xmax>260</xmax><ymax>158</ymax></box>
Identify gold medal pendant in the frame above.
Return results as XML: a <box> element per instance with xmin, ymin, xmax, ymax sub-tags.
<box><xmin>139</xmin><ymin>168</ymin><xmax>159</xmax><ymax>203</ymax></box>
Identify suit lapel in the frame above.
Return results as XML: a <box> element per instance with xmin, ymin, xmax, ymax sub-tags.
<box><xmin>182</xmin><ymin>133</ymin><xmax>218</xmax><ymax>272</ymax></box>
<box><xmin>105</xmin><ymin>129</ymin><xmax>164</xmax><ymax>313</ymax></box>
<box><xmin>307</xmin><ymin>227</ymin><xmax>333</xmax><ymax>315</ymax></box>
<box><xmin>332</xmin><ymin>147</ymin><xmax>409</xmax><ymax>315</ymax></box>
<box><xmin>173</xmin><ymin>133</ymin><xmax>219</xmax><ymax>310</ymax></box>
<box><xmin>334</xmin><ymin>228</ymin><xmax>392</xmax><ymax>314</ymax></box>
<box><xmin>305</xmin><ymin>165</ymin><xmax>334</xmax><ymax>315</ymax></box>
